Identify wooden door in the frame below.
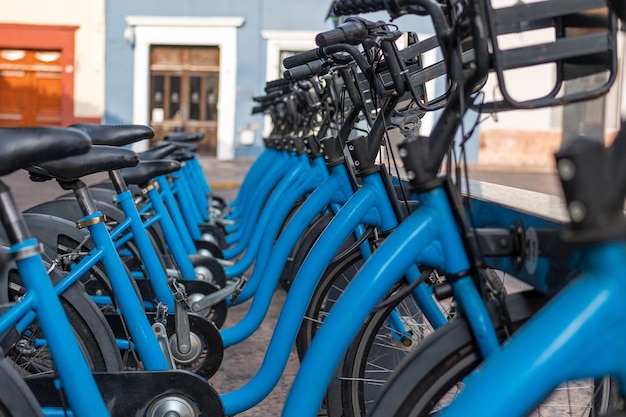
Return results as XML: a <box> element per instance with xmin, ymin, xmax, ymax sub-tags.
<box><xmin>149</xmin><ymin>46</ymin><xmax>220</xmax><ymax>153</ymax></box>
<box><xmin>0</xmin><ymin>49</ymin><xmax>62</xmax><ymax>127</ymax></box>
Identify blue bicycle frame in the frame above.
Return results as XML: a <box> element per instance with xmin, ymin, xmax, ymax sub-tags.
<box><xmin>0</xmin><ymin>175</ymin><xmax>110</xmax><ymax>417</ymax></box>
<box><xmin>438</xmin><ymin>240</ymin><xmax>626</xmax><ymax>416</ymax></box>
<box><xmin>222</xmin><ymin>148</ymin><xmax>294</xmax><ymax>239</ymax></box>
<box><xmin>282</xmin><ymin>182</ymin><xmax>499</xmax><ymax>417</ymax></box>
<box><xmin>220</xmin><ymin>160</ymin><xmax>449</xmax><ymax>415</ymax></box>
<box><xmin>62</xmin><ymin>209</ymin><xmax>171</xmax><ymax>370</ymax></box>
<box><xmin>219</xmin><ymin>158</ymin><xmax>350</xmax><ymax>346</ymax></box>
<box><xmin>223</xmin><ymin>151</ymin><xmax>326</xmax><ymax>280</ymax></box>
<box><xmin>221</xmin><ymin>150</ymin><xmax>311</xmax><ymax>258</ymax></box>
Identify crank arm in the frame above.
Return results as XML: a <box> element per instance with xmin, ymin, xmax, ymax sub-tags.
<box><xmin>190</xmin><ymin>277</ymin><xmax>244</xmax><ymax>311</ymax></box>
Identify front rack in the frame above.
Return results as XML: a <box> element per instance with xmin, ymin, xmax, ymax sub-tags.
<box><xmin>481</xmin><ymin>0</ymin><xmax>618</xmax><ymax>110</ymax></box>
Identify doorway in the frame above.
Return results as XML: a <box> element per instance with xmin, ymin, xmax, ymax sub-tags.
<box><xmin>149</xmin><ymin>45</ymin><xmax>220</xmax><ymax>153</ymax></box>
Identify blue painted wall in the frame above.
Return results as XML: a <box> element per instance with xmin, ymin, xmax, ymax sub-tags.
<box><xmin>105</xmin><ymin>0</ymin><xmax>333</xmax><ymax>155</ymax></box>
<box><xmin>104</xmin><ymin>1</ymin><xmax>478</xmax><ymax>160</ymax></box>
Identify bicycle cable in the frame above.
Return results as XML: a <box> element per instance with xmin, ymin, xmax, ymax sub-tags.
<box><xmin>374</xmin><ymin>267</ymin><xmax>434</xmax><ymax>312</ymax></box>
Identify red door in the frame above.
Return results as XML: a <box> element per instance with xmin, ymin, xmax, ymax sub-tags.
<box><xmin>0</xmin><ymin>49</ymin><xmax>62</xmax><ymax>127</ymax></box>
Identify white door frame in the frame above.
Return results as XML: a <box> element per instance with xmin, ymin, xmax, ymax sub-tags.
<box><xmin>261</xmin><ymin>30</ymin><xmax>318</xmax><ymax>138</ymax></box>
<box><xmin>126</xmin><ymin>16</ymin><xmax>244</xmax><ymax>160</ymax></box>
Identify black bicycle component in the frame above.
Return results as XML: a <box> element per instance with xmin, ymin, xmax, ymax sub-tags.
<box><xmin>187</xmin><ymin>254</ymin><xmax>227</xmax><ymax>288</ymax></box>
<box><xmin>379</xmin><ymin>34</ymin><xmax>407</xmax><ymax>97</ymax></box>
<box><xmin>333</xmin><ymin>0</ymin><xmax>451</xmax><ymax>49</ymax></box>
<box><xmin>366</xmin><ymin>291</ymin><xmax>548</xmax><ymax>417</ymax></box>
<box><xmin>104</xmin><ymin>306</ymin><xmax>224</xmax><ymax>378</ymax></box>
<box><xmin>304</xmin><ymin>135</ymin><xmax>323</xmax><ymax>158</ymax></box>
<box><xmin>346</xmin><ymin>135</ymin><xmax>378</xmax><ymax>177</ymax></box>
<box><xmin>320</xmin><ymin>136</ymin><xmax>346</xmax><ymax>167</ymax></box>
<box><xmin>194</xmin><ymin>239</ymin><xmax>224</xmax><ymax>259</ymax></box>
<box><xmin>333</xmin><ymin>0</ymin><xmax>427</xmax><ymax>17</ymax></box>
<box><xmin>253</xmin><ymin>90</ymin><xmax>285</xmax><ymax>103</ymax></box>
<box><xmin>316</xmin><ymin>17</ymin><xmax>375</xmax><ymax>47</ymax></box>
<box><xmin>181</xmin><ymin>279</ymin><xmax>228</xmax><ymax>328</ymax></box>
<box><xmin>69</xmin><ymin>123</ymin><xmax>154</xmax><ymax>147</ymax></box>
<box><xmin>0</xmin><ymin>358</ymin><xmax>43</xmax><ymax>416</ymax></box>
<box><xmin>556</xmin><ymin>127</ymin><xmax>626</xmax><ymax>244</ymax></box>
<box><xmin>26</xmin><ymin>369</ymin><xmax>226</xmax><ymax>417</ymax></box>
<box><xmin>284</xmin><ymin>59</ymin><xmax>328</xmax><ymax>81</ymax></box>
<box><xmin>283</xmin><ymin>48</ymin><xmax>328</xmax><ymax>69</ymax></box>
<box><xmin>481</xmin><ymin>0</ymin><xmax>618</xmax><ymax>110</ymax></box>
<box><xmin>0</xmin><ymin>127</ymin><xmax>91</xmax><ymax>178</ymax></box>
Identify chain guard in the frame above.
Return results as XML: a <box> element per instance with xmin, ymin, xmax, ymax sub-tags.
<box><xmin>26</xmin><ymin>369</ymin><xmax>225</xmax><ymax>417</ymax></box>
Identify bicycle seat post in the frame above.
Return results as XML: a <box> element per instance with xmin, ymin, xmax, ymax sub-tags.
<box><xmin>108</xmin><ymin>169</ymin><xmax>129</xmax><ymax>195</ymax></box>
<box><xmin>0</xmin><ymin>181</ymin><xmax>31</xmax><ymax>245</ymax></box>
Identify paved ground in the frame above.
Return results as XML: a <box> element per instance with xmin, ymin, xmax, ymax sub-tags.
<box><xmin>3</xmin><ymin>154</ymin><xmax>563</xmax><ymax>417</ymax></box>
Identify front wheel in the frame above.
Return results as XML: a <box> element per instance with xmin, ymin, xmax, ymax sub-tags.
<box><xmin>339</xmin><ymin>270</ymin><xmax>449</xmax><ymax>417</ymax></box>
<box><xmin>0</xmin><ymin>358</ymin><xmax>43</xmax><ymax>417</ymax></box>
<box><xmin>5</xmin><ymin>268</ymin><xmax>123</xmax><ymax>375</ymax></box>
<box><xmin>367</xmin><ymin>290</ymin><xmax>623</xmax><ymax>417</ymax></box>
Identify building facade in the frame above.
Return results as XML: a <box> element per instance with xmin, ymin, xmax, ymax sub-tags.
<box><xmin>1</xmin><ymin>1</ymin><xmax>619</xmax><ymax>168</ymax></box>
<box><xmin>105</xmin><ymin>0</ymin><xmax>343</xmax><ymax>159</ymax></box>
<box><xmin>0</xmin><ymin>0</ymin><xmax>105</xmax><ymax>126</ymax></box>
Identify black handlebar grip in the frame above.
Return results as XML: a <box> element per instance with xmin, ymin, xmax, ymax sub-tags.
<box><xmin>283</xmin><ymin>48</ymin><xmax>325</xmax><ymax>69</ymax></box>
<box><xmin>333</xmin><ymin>0</ymin><xmax>388</xmax><ymax>16</ymax></box>
<box><xmin>251</xmin><ymin>105</ymin><xmax>267</xmax><ymax>115</ymax></box>
<box><xmin>315</xmin><ymin>18</ymin><xmax>369</xmax><ymax>47</ymax></box>
<box><xmin>265</xmin><ymin>78</ymin><xmax>291</xmax><ymax>93</ymax></box>
<box><xmin>253</xmin><ymin>90</ymin><xmax>282</xmax><ymax>103</ymax></box>
<box><xmin>284</xmin><ymin>60</ymin><xmax>325</xmax><ymax>81</ymax></box>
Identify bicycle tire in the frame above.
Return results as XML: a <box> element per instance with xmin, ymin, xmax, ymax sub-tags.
<box><xmin>339</xmin><ymin>276</ymin><xmax>440</xmax><ymax>417</ymax></box>
<box><xmin>366</xmin><ymin>290</ymin><xmax>622</xmax><ymax>417</ymax></box>
<box><xmin>5</xmin><ymin>268</ymin><xmax>123</xmax><ymax>375</ymax></box>
<box><xmin>295</xmin><ymin>248</ymin><xmax>363</xmax><ymax>361</ymax></box>
<box><xmin>0</xmin><ymin>358</ymin><xmax>43</xmax><ymax>417</ymax></box>
<box><xmin>339</xmin><ymin>267</ymin><xmax>511</xmax><ymax>417</ymax></box>
<box><xmin>293</xmin><ymin>247</ymin><xmax>365</xmax><ymax>417</ymax></box>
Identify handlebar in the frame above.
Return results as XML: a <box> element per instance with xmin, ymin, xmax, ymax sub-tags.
<box><xmin>333</xmin><ymin>0</ymin><xmax>447</xmax><ymax>18</ymax></box>
<box><xmin>283</xmin><ymin>44</ymin><xmax>372</xmax><ymax>83</ymax></box>
<box><xmin>283</xmin><ymin>49</ymin><xmax>326</xmax><ymax>70</ymax></box>
<box><xmin>265</xmin><ymin>78</ymin><xmax>292</xmax><ymax>93</ymax></box>
<box><xmin>252</xmin><ymin>90</ymin><xmax>283</xmax><ymax>103</ymax></box>
<box><xmin>315</xmin><ymin>17</ymin><xmax>372</xmax><ymax>47</ymax></box>
<box><xmin>284</xmin><ymin>60</ymin><xmax>327</xmax><ymax>81</ymax></box>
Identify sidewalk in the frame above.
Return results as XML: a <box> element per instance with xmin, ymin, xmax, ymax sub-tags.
<box><xmin>198</xmin><ymin>155</ymin><xmax>255</xmax><ymax>191</ymax></box>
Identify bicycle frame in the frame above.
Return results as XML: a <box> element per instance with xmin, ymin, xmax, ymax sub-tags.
<box><xmin>282</xmin><ymin>182</ymin><xmax>499</xmax><ymax>417</ymax></box>
<box><xmin>10</xmin><ymin>199</ymin><xmax>170</xmax><ymax>370</ymax></box>
<box><xmin>223</xmin><ymin>152</ymin><xmax>326</xmax><ymax>280</ymax></box>
<box><xmin>220</xmin><ymin>161</ymin><xmax>449</xmax><ymax>415</ymax></box>
<box><xmin>231</xmin><ymin>157</ymin><xmax>350</xmax><ymax>305</ymax></box>
<box><xmin>60</xmin><ymin>208</ymin><xmax>171</xmax><ymax>370</ymax></box>
<box><xmin>17</xmin><ymin>174</ymin><xmax>173</xmax><ymax>370</ymax></box>
<box><xmin>223</xmin><ymin>148</ymin><xmax>295</xmax><ymax>238</ymax></box>
<box><xmin>0</xmin><ymin>181</ymin><xmax>110</xmax><ymax>417</ymax></box>
<box><xmin>222</xmin><ymin>151</ymin><xmax>312</xmax><ymax>258</ymax></box>
<box><xmin>219</xmin><ymin>160</ymin><xmax>353</xmax><ymax>346</ymax></box>
<box><xmin>224</xmin><ymin>145</ymin><xmax>290</xmax><ymax>219</ymax></box>
<box><xmin>438</xmin><ymin>240</ymin><xmax>626</xmax><ymax>416</ymax></box>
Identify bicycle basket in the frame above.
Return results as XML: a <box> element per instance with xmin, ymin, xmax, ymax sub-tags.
<box><xmin>480</xmin><ymin>0</ymin><xmax>618</xmax><ymax>111</ymax></box>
